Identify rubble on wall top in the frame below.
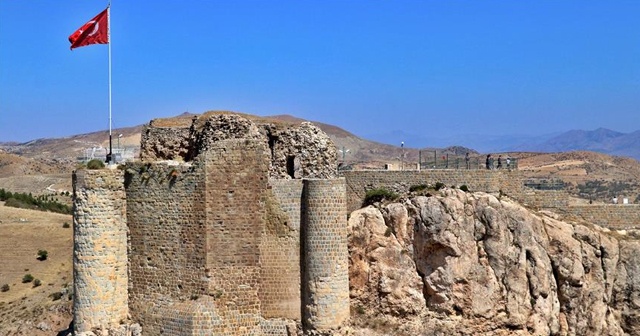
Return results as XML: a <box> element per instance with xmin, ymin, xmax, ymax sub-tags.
<box><xmin>140</xmin><ymin>112</ymin><xmax>338</xmax><ymax>179</ymax></box>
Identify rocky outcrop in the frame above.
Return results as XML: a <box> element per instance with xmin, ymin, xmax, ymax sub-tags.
<box><xmin>348</xmin><ymin>206</ymin><xmax>425</xmax><ymax>317</ymax></box>
<box><xmin>347</xmin><ymin>189</ymin><xmax>640</xmax><ymax>335</ymax></box>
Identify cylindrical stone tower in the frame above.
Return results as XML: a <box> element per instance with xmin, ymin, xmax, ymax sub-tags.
<box><xmin>301</xmin><ymin>178</ymin><xmax>350</xmax><ymax>331</ymax></box>
<box><xmin>73</xmin><ymin>169</ymin><xmax>128</xmax><ymax>333</ymax></box>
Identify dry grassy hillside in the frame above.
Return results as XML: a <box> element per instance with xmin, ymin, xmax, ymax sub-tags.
<box><xmin>516</xmin><ymin>151</ymin><xmax>640</xmax><ymax>203</ymax></box>
<box><xmin>0</xmin><ymin>203</ymin><xmax>73</xmax><ymax>335</ymax></box>
<box><xmin>0</xmin><ymin>174</ymin><xmax>72</xmax><ymax>198</ymax></box>
<box><xmin>0</xmin><ymin>125</ymin><xmax>142</xmax><ymax>162</ymax></box>
<box><xmin>0</xmin><ymin>151</ymin><xmax>71</xmax><ymax>178</ymax></box>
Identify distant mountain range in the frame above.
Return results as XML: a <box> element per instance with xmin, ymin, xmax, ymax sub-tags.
<box><xmin>366</xmin><ymin>128</ymin><xmax>640</xmax><ymax>161</ymax></box>
<box><xmin>1</xmin><ymin>111</ymin><xmax>638</xmax><ymax>162</ymax></box>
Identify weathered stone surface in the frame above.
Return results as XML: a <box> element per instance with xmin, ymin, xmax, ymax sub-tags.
<box><xmin>262</xmin><ymin>122</ymin><xmax>337</xmax><ymax>179</ymax></box>
<box><xmin>75</xmin><ymin>121</ymin><xmax>348</xmax><ymax>335</ymax></box>
<box><xmin>348</xmin><ymin>206</ymin><xmax>425</xmax><ymax>317</ymax></box>
<box><xmin>139</xmin><ymin>113</ymin><xmax>337</xmax><ymax>179</ymax></box>
<box><xmin>73</xmin><ymin>169</ymin><xmax>128</xmax><ymax>334</ymax></box>
<box><xmin>347</xmin><ymin>188</ymin><xmax>640</xmax><ymax>335</ymax></box>
<box><xmin>302</xmin><ymin>179</ymin><xmax>350</xmax><ymax>331</ymax></box>
<box><xmin>140</xmin><ymin>121</ymin><xmax>193</xmax><ymax>161</ymax></box>
<box><xmin>612</xmin><ymin>240</ymin><xmax>640</xmax><ymax>335</ymax></box>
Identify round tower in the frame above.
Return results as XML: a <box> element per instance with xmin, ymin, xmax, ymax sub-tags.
<box><xmin>301</xmin><ymin>178</ymin><xmax>349</xmax><ymax>331</ymax></box>
<box><xmin>73</xmin><ymin>169</ymin><xmax>128</xmax><ymax>333</ymax></box>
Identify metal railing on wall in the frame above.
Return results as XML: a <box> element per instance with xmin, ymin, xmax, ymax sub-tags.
<box><xmin>418</xmin><ymin>151</ymin><xmax>519</xmax><ymax>170</ymax></box>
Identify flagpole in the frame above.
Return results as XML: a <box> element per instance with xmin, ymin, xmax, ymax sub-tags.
<box><xmin>107</xmin><ymin>2</ymin><xmax>113</xmax><ymax>164</ymax></box>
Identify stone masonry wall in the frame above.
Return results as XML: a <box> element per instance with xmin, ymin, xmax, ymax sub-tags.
<box><xmin>139</xmin><ymin>113</ymin><xmax>337</xmax><ymax>179</ymax></box>
<box><xmin>125</xmin><ymin>161</ymin><xmax>209</xmax><ymax>336</ymax></box>
<box><xmin>341</xmin><ymin>170</ymin><xmax>640</xmax><ymax>230</ymax></box>
<box><xmin>518</xmin><ymin>189</ymin><xmax>570</xmax><ymax>209</ymax></box>
<box><xmin>140</xmin><ymin>124</ymin><xmax>193</xmax><ymax>161</ymax></box>
<box><xmin>301</xmin><ymin>178</ymin><xmax>350</xmax><ymax>331</ymax></box>
<box><xmin>203</xmin><ymin>139</ymin><xmax>270</xmax><ymax>335</ymax></box>
<box><xmin>263</xmin><ymin>122</ymin><xmax>337</xmax><ymax>179</ymax></box>
<box><xmin>261</xmin><ymin>179</ymin><xmax>304</xmax><ymax>320</ymax></box>
<box><xmin>341</xmin><ymin>170</ymin><xmax>524</xmax><ymax>213</ymax></box>
<box><xmin>565</xmin><ymin>204</ymin><xmax>640</xmax><ymax>229</ymax></box>
<box><xmin>73</xmin><ymin>169</ymin><xmax>128</xmax><ymax>333</ymax></box>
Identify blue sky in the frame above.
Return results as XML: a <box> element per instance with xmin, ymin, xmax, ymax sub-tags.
<box><xmin>1</xmin><ymin>1</ymin><xmax>639</xmax><ymax>144</ymax></box>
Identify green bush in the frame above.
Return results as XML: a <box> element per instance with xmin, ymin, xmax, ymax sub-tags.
<box><xmin>37</xmin><ymin>250</ymin><xmax>48</xmax><ymax>261</ymax></box>
<box><xmin>363</xmin><ymin>188</ymin><xmax>398</xmax><ymax>206</ymax></box>
<box><xmin>434</xmin><ymin>182</ymin><xmax>445</xmax><ymax>191</ymax></box>
<box><xmin>62</xmin><ymin>222</ymin><xmax>70</xmax><ymax>228</ymax></box>
<box><xmin>86</xmin><ymin>159</ymin><xmax>105</xmax><ymax>170</ymax></box>
<box><xmin>1</xmin><ymin>284</ymin><xmax>9</xmax><ymax>292</ymax></box>
<box><xmin>50</xmin><ymin>292</ymin><xmax>63</xmax><ymax>301</ymax></box>
<box><xmin>409</xmin><ymin>184</ymin><xmax>428</xmax><ymax>193</ymax></box>
<box><xmin>33</xmin><ymin>279</ymin><xmax>41</xmax><ymax>287</ymax></box>
<box><xmin>459</xmin><ymin>185</ymin><xmax>469</xmax><ymax>192</ymax></box>
<box><xmin>4</xmin><ymin>198</ymin><xmax>31</xmax><ymax>209</ymax></box>
<box><xmin>22</xmin><ymin>274</ymin><xmax>34</xmax><ymax>283</ymax></box>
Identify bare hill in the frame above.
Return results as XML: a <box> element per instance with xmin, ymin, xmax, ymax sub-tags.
<box><xmin>518</xmin><ymin>128</ymin><xmax>640</xmax><ymax>160</ymax></box>
<box><xmin>0</xmin><ymin>203</ymin><xmax>73</xmax><ymax>335</ymax></box>
<box><xmin>517</xmin><ymin>150</ymin><xmax>640</xmax><ymax>203</ymax></box>
<box><xmin>1</xmin><ymin>111</ymin><xmax>640</xmax><ymax>203</ymax></box>
<box><xmin>0</xmin><ymin>112</ymin><xmax>475</xmax><ymax>169</ymax></box>
<box><xmin>0</xmin><ymin>125</ymin><xmax>143</xmax><ymax>163</ymax></box>
<box><xmin>0</xmin><ymin>151</ymin><xmax>71</xmax><ymax>178</ymax></box>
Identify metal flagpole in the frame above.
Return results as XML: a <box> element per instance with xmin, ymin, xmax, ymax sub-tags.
<box><xmin>107</xmin><ymin>2</ymin><xmax>113</xmax><ymax>164</ymax></box>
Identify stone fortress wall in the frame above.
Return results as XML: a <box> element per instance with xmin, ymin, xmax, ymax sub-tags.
<box><xmin>73</xmin><ymin>113</ymin><xmax>350</xmax><ymax>335</ymax></box>
<box><xmin>73</xmin><ymin>112</ymin><xmax>640</xmax><ymax>335</ymax></box>
<box><xmin>340</xmin><ymin>170</ymin><xmax>640</xmax><ymax>229</ymax></box>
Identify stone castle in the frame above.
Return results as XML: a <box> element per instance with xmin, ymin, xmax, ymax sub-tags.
<box><xmin>73</xmin><ymin>113</ymin><xmax>349</xmax><ymax>335</ymax></box>
<box><xmin>72</xmin><ymin>112</ymin><xmax>640</xmax><ymax>335</ymax></box>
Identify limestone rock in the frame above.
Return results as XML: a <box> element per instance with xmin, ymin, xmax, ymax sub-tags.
<box><xmin>36</xmin><ymin>321</ymin><xmax>51</xmax><ymax>331</ymax></box>
<box><xmin>348</xmin><ymin>206</ymin><xmax>425</xmax><ymax>317</ymax></box>
<box><xmin>348</xmin><ymin>188</ymin><xmax>640</xmax><ymax>335</ymax></box>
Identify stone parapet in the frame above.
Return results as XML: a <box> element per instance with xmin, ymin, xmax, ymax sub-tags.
<box><xmin>341</xmin><ymin>170</ymin><xmax>524</xmax><ymax>213</ymax></box>
<box><xmin>72</xmin><ymin>169</ymin><xmax>128</xmax><ymax>333</ymax></box>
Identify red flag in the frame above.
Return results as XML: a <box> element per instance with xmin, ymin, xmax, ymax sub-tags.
<box><xmin>69</xmin><ymin>8</ymin><xmax>109</xmax><ymax>50</ymax></box>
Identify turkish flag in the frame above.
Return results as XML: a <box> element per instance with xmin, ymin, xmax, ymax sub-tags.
<box><xmin>69</xmin><ymin>8</ymin><xmax>109</xmax><ymax>50</ymax></box>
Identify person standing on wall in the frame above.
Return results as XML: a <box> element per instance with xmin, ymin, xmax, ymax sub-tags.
<box><xmin>465</xmin><ymin>152</ymin><xmax>470</xmax><ymax>169</ymax></box>
<box><xmin>497</xmin><ymin>155</ymin><xmax>502</xmax><ymax>169</ymax></box>
<box><xmin>486</xmin><ymin>154</ymin><xmax>491</xmax><ymax>170</ymax></box>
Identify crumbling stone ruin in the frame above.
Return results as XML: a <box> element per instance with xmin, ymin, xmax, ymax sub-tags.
<box><xmin>73</xmin><ymin>112</ymin><xmax>640</xmax><ymax>336</ymax></box>
<box><xmin>73</xmin><ymin>113</ymin><xmax>349</xmax><ymax>335</ymax></box>
<box><xmin>139</xmin><ymin>113</ymin><xmax>337</xmax><ymax>179</ymax></box>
